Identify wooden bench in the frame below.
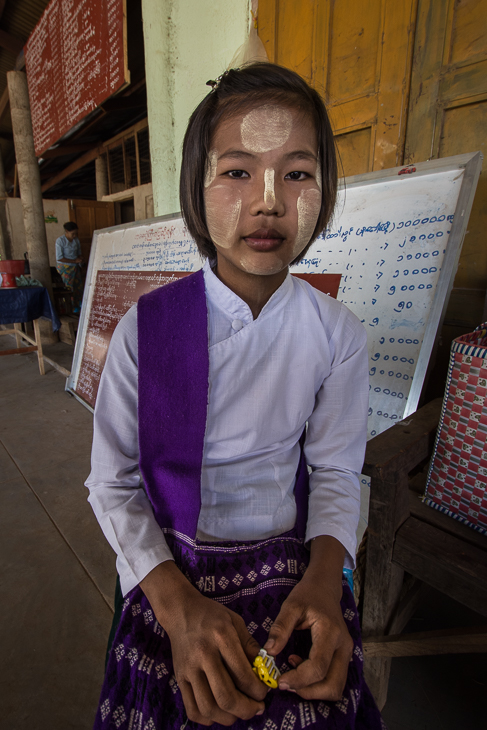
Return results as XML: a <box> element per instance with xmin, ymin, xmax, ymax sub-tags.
<box><xmin>360</xmin><ymin>398</ymin><xmax>487</xmax><ymax>708</ymax></box>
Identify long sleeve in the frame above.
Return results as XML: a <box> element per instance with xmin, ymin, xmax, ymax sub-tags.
<box><xmin>303</xmin><ymin>306</ymin><xmax>369</xmax><ymax>568</ymax></box>
<box><xmin>85</xmin><ymin>306</ymin><xmax>174</xmax><ymax>596</ymax></box>
<box><xmin>55</xmin><ymin>237</ymin><xmax>64</xmax><ymax>262</ymax></box>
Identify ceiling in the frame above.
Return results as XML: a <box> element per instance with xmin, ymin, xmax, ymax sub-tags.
<box><xmin>0</xmin><ymin>0</ymin><xmax>148</xmax><ymax>200</ymax></box>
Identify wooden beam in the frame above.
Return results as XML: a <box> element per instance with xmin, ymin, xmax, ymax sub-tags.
<box><xmin>41</xmin><ymin>146</ymin><xmax>104</xmax><ymax>193</ymax></box>
<box><xmin>40</xmin><ymin>118</ymin><xmax>149</xmax><ymax>192</ymax></box>
<box><xmin>100</xmin><ymin>99</ymin><xmax>146</xmax><ymax>113</ymax></box>
<box><xmin>0</xmin><ymin>85</ymin><xmax>9</xmax><ymax>121</ymax></box>
<box><xmin>363</xmin><ymin>626</ymin><xmax>487</xmax><ymax>658</ymax></box>
<box><xmin>0</xmin><ymin>346</ymin><xmax>37</xmax><ymax>356</ymax></box>
<box><xmin>0</xmin><ymin>29</ymin><xmax>24</xmax><ymax>56</ymax></box>
<box><xmin>40</xmin><ymin>144</ymin><xmax>98</xmax><ymax>159</ymax></box>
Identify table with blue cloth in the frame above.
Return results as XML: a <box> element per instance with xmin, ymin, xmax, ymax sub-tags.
<box><xmin>0</xmin><ymin>287</ymin><xmax>65</xmax><ymax>376</ymax></box>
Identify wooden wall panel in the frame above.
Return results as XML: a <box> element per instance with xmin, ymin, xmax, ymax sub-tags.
<box><xmin>405</xmin><ymin>0</ymin><xmax>487</xmax><ymax>332</ymax></box>
<box><xmin>258</xmin><ymin>0</ymin><xmax>418</xmax><ymax>176</ymax></box>
<box><xmin>275</xmin><ymin>0</ymin><xmax>316</xmax><ymax>79</ymax></box>
<box><xmin>335</xmin><ymin>128</ymin><xmax>371</xmax><ymax>177</ymax></box>
<box><xmin>439</xmin><ymin>102</ymin><xmax>487</xmax><ymax>291</ymax></box>
<box><xmin>326</xmin><ymin>0</ymin><xmax>382</xmax><ymax>102</ymax></box>
<box><xmin>448</xmin><ymin>0</ymin><xmax>487</xmax><ymax>64</ymax></box>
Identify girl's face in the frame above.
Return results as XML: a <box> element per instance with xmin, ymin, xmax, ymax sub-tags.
<box><xmin>204</xmin><ymin>104</ymin><xmax>321</xmax><ymax>280</ymax></box>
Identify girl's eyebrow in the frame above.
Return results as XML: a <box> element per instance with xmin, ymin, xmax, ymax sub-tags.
<box><xmin>284</xmin><ymin>150</ymin><xmax>318</xmax><ymax>162</ymax></box>
<box><xmin>217</xmin><ymin>149</ymin><xmax>318</xmax><ymax>162</ymax></box>
<box><xmin>218</xmin><ymin>150</ymin><xmax>256</xmax><ymax>161</ymax></box>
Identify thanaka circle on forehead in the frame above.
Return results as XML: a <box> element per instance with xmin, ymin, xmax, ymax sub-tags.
<box><xmin>240</xmin><ymin>104</ymin><xmax>293</xmax><ymax>153</ymax></box>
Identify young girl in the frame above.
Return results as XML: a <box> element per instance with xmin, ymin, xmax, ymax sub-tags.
<box><xmin>86</xmin><ymin>63</ymin><xmax>385</xmax><ymax>729</ymax></box>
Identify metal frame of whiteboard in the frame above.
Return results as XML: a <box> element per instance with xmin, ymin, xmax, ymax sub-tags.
<box><xmin>67</xmin><ymin>152</ymin><xmax>482</xmax><ymax>431</ymax></box>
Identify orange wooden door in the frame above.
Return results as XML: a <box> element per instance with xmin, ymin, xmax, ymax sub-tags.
<box><xmin>68</xmin><ymin>200</ymin><xmax>115</xmax><ymax>263</ymax></box>
<box><xmin>258</xmin><ymin>0</ymin><xmax>418</xmax><ymax>176</ymax></box>
<box><xmin>405</xmin><ymin>0</ymin><xmax>487</xmax><ymax>335</ymax></box>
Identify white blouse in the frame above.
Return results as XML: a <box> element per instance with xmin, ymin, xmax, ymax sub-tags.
<box><xmin>85</xmin><ymin>261</ymin><xmax>369</xmax><ymax>596</ymax></box>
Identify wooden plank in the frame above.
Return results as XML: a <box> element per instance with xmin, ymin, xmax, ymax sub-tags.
<box><xmin>363</xmin><ymin>398</ymin><xmax>442</xmax><ymax>482</ymax></box>
<box><xmin>41</xmin><ymin>144</ymin><xmax>97</xmax><ymax>159</ymax></box>
<box><xmin>0</xmin><ymin>85</ymin><xmax>9</xmax><ymax>122</ymax></box>
<box><xmin>409</xmin><ymin>491</ymin><xmax>487</xmax><ymax>552</ymax></box>
<box><xmin>373</xmin><ymin>0</ymin><xmax>418</xmax><ymax>169</ymax></box>
<box><xmin>0</xmin><ymin>346</ymin><xmax>37</xmax><ymax>356</ymax></box>
<box><xmin>42</xmin><ymin>355</ymin><xmax>70</xmax><ymax>378</ymax></box>
<box><xmin>364</xmin><ymin>626</ymin><xmax>487</xmax><ymax>657</ymax></box>
<box><xmin>439</xmin><ymin>58</ymin><xmax>487</xmax><ymax>103</ymax></box>
<box><xmin>33</xmin><ymin>319</ymin><xmax>45</xmax><ymax>375</ymax></box>
<box><xmin>404</xmin><ymin>0</ymin><xmax>450</xmax><ymax>163</ymax></box>
<box><xmin>393</xmin><ymin>516</ymin><xmax>487</xmax><ymax>617</ymax></box>
<box><xmin>257</xmin><ymin>0</ymin><xmax>278</xmax><ymax>63</ymax></box>
<box><xmin>328</xmin><ymin>95</ymin><xmax>377</xmax><ymax>133</ymax></box>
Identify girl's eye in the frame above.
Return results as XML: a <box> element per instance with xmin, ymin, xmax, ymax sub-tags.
<box><xmin>285</xmin><ymin>171</ymin><xmax>308</xmax><ymax>181</ymax></box>
<box><xmin>227</xmin><ymin>170</ymin><xmax>248</xmax><ymax>179</ymax></box>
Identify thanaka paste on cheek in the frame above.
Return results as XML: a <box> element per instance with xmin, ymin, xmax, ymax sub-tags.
<box><xmin>204</xmin><ymin>150</ymin><xmax>218</xmax><ymax>188</ymax></box>
<box><xmin>240</xmin><ymin>105</ymin><xmax>293</xmax><ymax>153</ymax></box>
<box><xmin>293</xmin><ymin>188</ymin><xmax>322</xmax><ymax>257</ymax></box>
<box><xmin>205</xmin><ymin>185</ymin><xmax>242</xmax><ymax>249</ymax></box>
<box><xmin>264</xmin><ymin>168</ymin><xmax>276</xmax><ymax>210</ymax></box>
<box><xmin>316</xmin><ymin>160</ymin><xmax>322</xmax><ymax>192</ymax></box>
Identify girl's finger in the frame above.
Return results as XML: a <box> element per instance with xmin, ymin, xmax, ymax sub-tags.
<box><xmin>280</xmin><ymin>637</ymin><xmax>352</xmax><ymax>700</ymax></box>
<box><xmin>263</xmin><ymin>601</ymin><xmax>302</xmax><ymax>657</ymax></box>
<box><xmin>189</xmin><ymin>670</ymin><xmax>239</xmax><ymax>726</ymax></box>
<box><xmin>226</xmin><ymin>620</ymin><xmax>269</xmax><ymax>701</ymax></box>
<box><xmin>205</xmin><ymin>657</ymin><xmax>266</xmax><ymax>722</ymax></box>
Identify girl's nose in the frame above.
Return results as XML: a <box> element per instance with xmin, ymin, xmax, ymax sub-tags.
<box><xmin>249</xmin><ymin>169</ymin><xmax>285</xmax><ymax>216</ymax></box>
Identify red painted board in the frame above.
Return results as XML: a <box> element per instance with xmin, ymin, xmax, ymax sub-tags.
<box><xmin>292</xmin><ymin>273</ymin><xmax>341</xmax><ymax>299</ymax></box>
<box><xmin>25</xmin><ymin>0</ymin><xmax>129</xmax><ymax>158</ymax></box>
<box><xmin>76</xmin><ymin>271</ymin><xmax>189</xmax><ymax>408</ymax></box>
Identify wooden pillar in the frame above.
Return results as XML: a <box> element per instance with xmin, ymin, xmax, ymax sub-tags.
<box><xmin>7</xmin><ymin>71</ymin><xmax>53</xmax><ymax>298</ymax></box>
<box><xmin>0</xmin><ymin>146</ymin><xmax>9</xmax><ymax>260</ymax></box>
<box><xmin>95</xmin><ymin>154</ymin><xmax>108</xmax><ymax>200</ymax></box>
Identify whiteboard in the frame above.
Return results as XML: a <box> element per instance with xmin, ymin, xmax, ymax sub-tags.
<box><xmin>68</xmin><ymin>151</ymin><xmax>482</xmax><ymax>441</ymax></box>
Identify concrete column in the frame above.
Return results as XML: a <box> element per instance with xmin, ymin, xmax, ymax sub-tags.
<box><xmin>95</xmin><ymin>154</ymin><xmax>108</xmax><ymax>199</ymax></box>
<box><xmin>141</xmin><ymin>0</ymin><xmax>250</xmax><ymax>216</ymax></box>
<box><xmin>7</xmin><ymin>71</ymin><xmax>53</xmax><ymax>298</ymax></box>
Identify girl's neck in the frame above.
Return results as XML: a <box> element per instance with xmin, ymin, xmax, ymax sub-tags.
<box><xmin>213</xmin><ymin>258</ymin><xmax>288</xmax><ymax>319</ymax></box>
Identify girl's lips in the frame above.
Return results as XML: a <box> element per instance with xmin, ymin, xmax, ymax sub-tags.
<box><xmin>244</xmin><ymin>229</ymin><xmax>284</xmax><ymax>251</ymax></box>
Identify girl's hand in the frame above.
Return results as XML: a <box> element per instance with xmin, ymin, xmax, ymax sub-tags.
<box><xmin>263</xmin><ymin>536</ymin><xmax>353</xmax><ymax>701</ymax></box>
<box><xmin>140</xmin><ymin>562</ymin><xmax>267</xmax><ymax>726</ymax></box>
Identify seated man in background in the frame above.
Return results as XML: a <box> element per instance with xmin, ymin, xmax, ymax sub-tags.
<box><xmin>55</xmin><ymin>221</ymin><xmax>84</xmax><ymax>314</ymax></box>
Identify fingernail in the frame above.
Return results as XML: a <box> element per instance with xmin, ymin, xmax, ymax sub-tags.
<box><xmin>279</xmin><ymin>683</ymin><xmax>290</xmax><ymax>691</ymax></box>
<box><xmin>256</xmin><ymin>710</ymin><xmax>265</xmax><ymax>716</ymax></box>
<box><xmin>265</xmin><ymin>639</ymin><xmax>275</xmax><ymax>649</ymax></box>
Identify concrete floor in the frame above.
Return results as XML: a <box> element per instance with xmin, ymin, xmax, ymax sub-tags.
<box><xmin>0</xmin><ymin>333</ymin><xmax>485</xmax><ymax>729</ymax></box>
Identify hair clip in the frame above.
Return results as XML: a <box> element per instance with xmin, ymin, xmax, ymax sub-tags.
<box><xmin>206</xmin><ymin>68</ymin><xmax>240</xmax><ymax>91</ymax></box>
<box><xmin>252</xmin><ymin>649</ymin><xmax>281</xmax><ymax>689</ymax></box>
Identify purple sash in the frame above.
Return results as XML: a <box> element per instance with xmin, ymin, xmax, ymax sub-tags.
<box><xmin>93</xmin><ymin>271</ymin><xmax>385</xmax><ymax>730</ymax></box>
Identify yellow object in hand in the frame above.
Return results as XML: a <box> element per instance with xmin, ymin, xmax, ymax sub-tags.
<box><xmin>252</xmin><ymin>649</ymin><xmax>280</xmax><ymax>689</ymax></box>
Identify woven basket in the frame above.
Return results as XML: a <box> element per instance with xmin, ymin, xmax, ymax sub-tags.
<box><xmin>424</xmin><ymin>323</ymin><xmax>487</xmax><ymax>535</ymax></box>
